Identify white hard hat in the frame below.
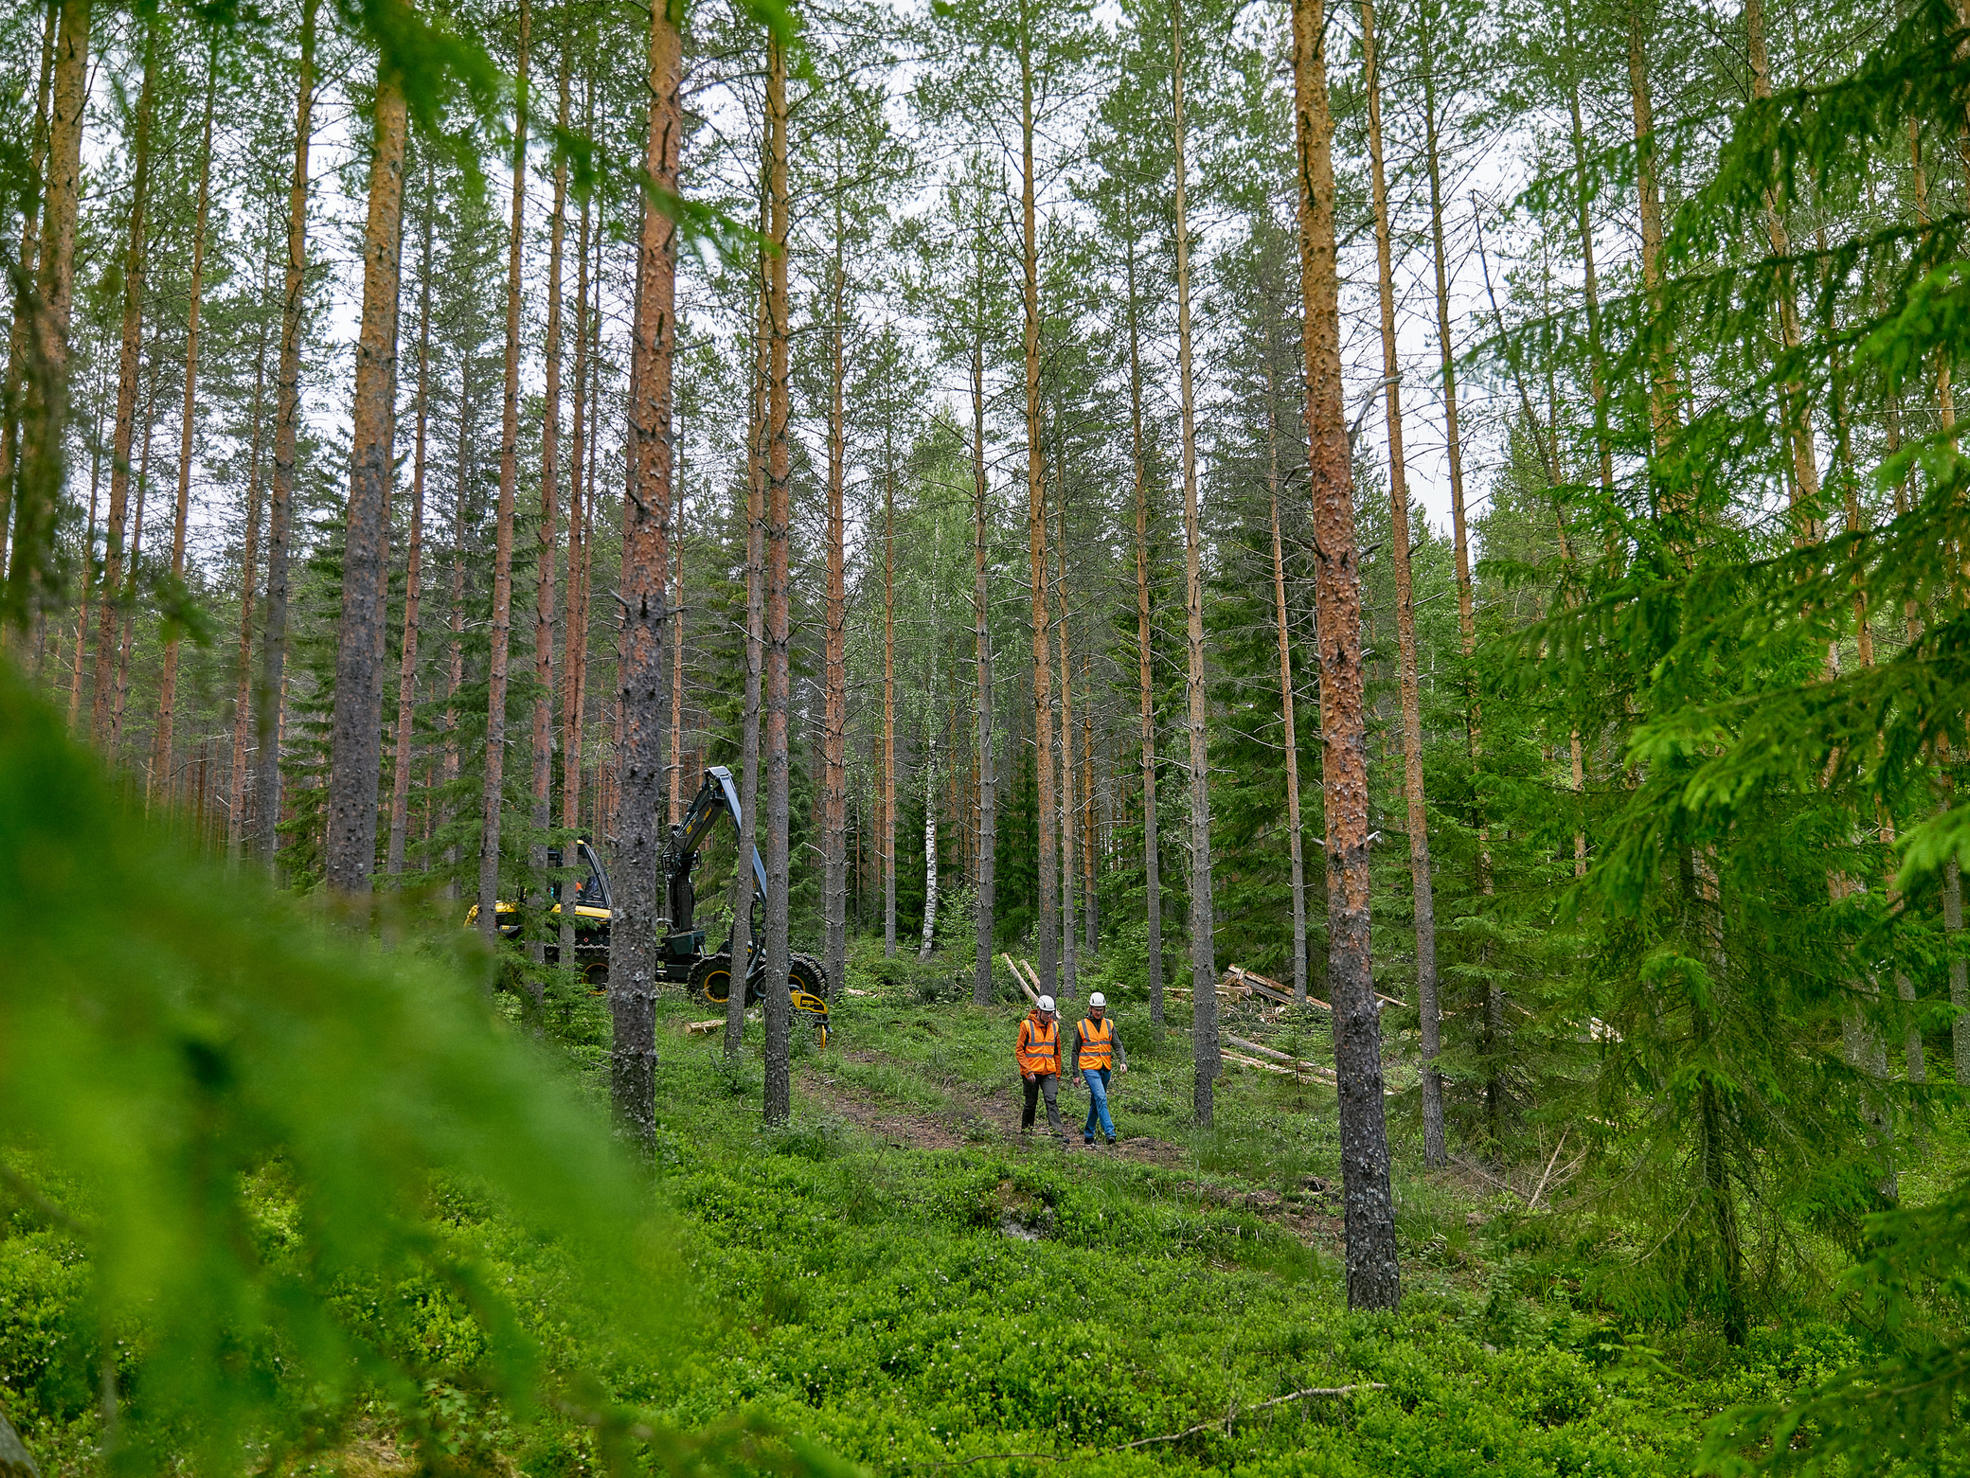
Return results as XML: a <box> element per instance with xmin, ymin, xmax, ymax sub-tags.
<box><xmin>1037</xmin><ymin>995</ymin><xmax>1056</xmax><ymax>1013</ymax></box>
<box><xmin>1089</xmin><ymin>992</ymin><xmax>1106</xmax><ymax>1008</ymax></box>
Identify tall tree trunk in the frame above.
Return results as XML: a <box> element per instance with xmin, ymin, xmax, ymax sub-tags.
<box><xmin>255</xmin><ymin>0</ymin><xmax>316</xmax><ymax>869</ymax></box>
<box><xmin>1056</xmin><ymin>494</ymin><xmax>1078</xmax><ymax>1000</ymax></box>
<box><xmin>478</xmin><ymin>0</ymin><xmax>530</xmax><ymax>930</ymax></box>
<box><xmin>1417</xmin><ymin>28</ymin><xmax>1461</xmax><ymax>1163</ymax></box>
<box><xmin>1171</xmin><ymin>0</ymin><xmax>1218</xmax><ymax>1123</ymax></box>
<box><xmin>824</xmin><ymin>196</ymin><xmax>849</xmax><ymax>1001</ymax></box>
<box><xmin>227</xmin><ymin>255</ymin><xmax>274</xmax><ymax>859</ymax></box>
<box><xmin>1262</xmin><ymin>346</ymin><xmax>1308</xmax><ymax>1007</ymax></box>
<box><xmin>883</xmin><ymin>418</ymin><xmax>899</xmax><ymax>958</ymax></box>
<box><xmin>920</xmin><ymin>739</ymin><xmax>939</xmax><ymax>957</ymax></box>
<box><xmin>726</xmin><ymin>156</ymin><xmax>769</xmax><ymax>1064</ymax></box>
<box><xmin>1018</xmin><ymin>0</ymin><xmax>1058</xmax><ymax>997</ymax></box>
<box><xmin>561</xmin><ymin>74</ymin><xmax>595</xmax><ymax>965</ymax></box>
<box><xmin>1627</xmin><ymin>0</ymin><xmax>1679</xmax><ymax>455</ymax></box>
<box><xmin>1559</xmin><ymin>0</ymin><xmax>1614</xmax><ymax>500</ymax></box>
<box><xmin>151</xmin><ymin>43</ymin><xmax>218</xmax><ymax>803</ymax></box>
<box><xmin>1294</xmin><ymin>0</ymin><xmax>1399</xmax><ymax>1309</ymax></box>
<box><xmin>1126</xmin><ymin>225</ymin><xmax>1164</xmax><ymax>1026</ymax></box>
<box><xmin>7</xmin><ymin>0</ymin><xmax>86</xmax><ymax>624</ymax></box>
<box><xmin>1362</xmin><ymin>0</ymin><xmax>1440</xmax><ymax>1170</ymax></box>
<box><xmin>611</xmin><ymin>0</ymin><xmax>683</xmax><ymax>1148</ymax></box>
<box><xmin>325</xmin><ymin>71</ymin><xmax>409</xmax><ymax>896</ymax></box>
<box><xmin>531</xmin><ymin>48</ymin><xmax>568</xmax><ymax>943</ymax></box>
<box><xmin>445</xmin><ymin>360</ymin><xmax>472</xmax><ymax>890</ymax></box>
<box><xmin>1082</xmin><ymin>659</ymin><xmax>1097</xmax><ymax>956</ymax></box>
<box><xmin>762</xmin><ymin>27</ymin><xmax>794</xmax><ymax>1126</ymax></box>
<box><xmin>0</xmin><ymin>0</ymin><xmax>57</xmax><ymax>594</ymax></box>
<box><xmin>668</xmin><ymin>471</ymin><xmax>685</xmax><ymax>825</ymax></box>
<box><xmin>91</xmin><ymin>17</ymin><xmax>158</xmax><ymax>748</ymax></box>
<box><xmin>68</xmin><ymin>383</ymin><xmax>105</xmax><ymax>730</ymax></box>
<box><xmin>387</xmin><ymin>159</ymin><xmax>434</xmax><ymax>880</ymax></box>
<box><xmin>970</xmin><ymin>196</ymin><xmax>997</xmax><ymax>1007</ymax></box>
<box><xmin>109</xmin><ymin>375</ymin><xmax>158</xmax><ymax>759</ymax></box>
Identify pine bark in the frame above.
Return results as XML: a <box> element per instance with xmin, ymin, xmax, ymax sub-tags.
<box><xmin>1082</xmin><ymin>662</ymin><xmax>1098</xmax><ymax>956</ymax></box>
<box><xmin>68</xmin><ymin>389</ymin><xmax>105</xmax><ymax>731</ymax></box>
<box><xmin>324</xmin><ymin>72</ymin><xmax>408</xmax><ymax>896</ymax></box>
<box><xmin>108</xmin><ymin>376</ymin><xmax>158</xmax><ymax>756</ymax></box>
<box><xmin>531</xmin><ymin>50</ymin><xmax>569</xmax><ymax>939</ymax></box>
<box><xmin>668</xmin><ymin>480</ymin><xmax>685</xmax><ymax>825</ymax></box>
<box><xmin>227</xmin><ymin>257</ymin><xmax>275</xmax><ymax>858</ymax></box>
<box><xmin>1126</xmin><ymin>225</ymin><xmax>1164</xmax><ymax>1026</ymax></box>
<box><xmin>445</xmin><ymin>360</ymin><xmax>473</xmax><ymax>889</ymax></box>
<box><xmin>1363</xmin><ymin>0</ymin><xmax>1441</xmax><ymax>1169</ymax></box>
<box><xmin>824</xmin><ymin>203</ymin><xmax>849</xmax><ymax>1000</ymax></box>
<box><xmin>387</xmin><ymin>160</ymin><xmax>435</xmax><ymax>880</ymax></box>
<box><xmin>970</xmin><ymin>203</ymin><xmax>997</xmax><ymax>1007</ymax></box>
<box><xmin>1294</xmin><ymin>0</ymin><xmax>1399</xmax><ymax>1308</ymax></box>
<box><xmin>611</xmin><ymin>0</ymin><xmax>683</xmax><ymax>1148</ymax></box>
<box><xmin>92</xmin><ymin>19</ymin><xmax>158</xmax><ymax>748</ymax></box>
<box><xmin>1171</xmin><ymin>0</ymin><xmax>1218</xmax><ymax>1123</ymax></box>
<box><xmin>151</xmin><ymin>47</ymin><xmax>218</xmax><ymax>803</ymax></box>
<box><xmin>1018</xmin><ymin>0</ymin><xmax>1059</xmax><ymax>998</ymax></box>
<box><xmin>255</xmin><ymin>0</ymin><xmax>317</xmax><ymax>869</ymax></box>
<box><xmin>762</xmin><ymin>28</ymin><xmax>794</xmax><ymax>1125</ymax></box>
<box><xmin>479</xmin><ymin>0</ymin><xmax>531</xmax><ymax>933</ymax></box>
<box><xmin>7</xmin><ymin>0</ymin><xmax>85</xmax><ymax>621</ymax></box>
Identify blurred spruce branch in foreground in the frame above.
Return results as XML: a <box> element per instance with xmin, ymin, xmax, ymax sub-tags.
<box><xmin>0</xmin><ymin>662</ymin><xmax>845</xmax><ymax>1476</ymax></box>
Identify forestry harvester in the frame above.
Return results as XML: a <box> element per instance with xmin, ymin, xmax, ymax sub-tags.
<box><xmin>477</xmin><ymin>766</ymin><xmax>831</xmax><ymax>1039</ymax></box>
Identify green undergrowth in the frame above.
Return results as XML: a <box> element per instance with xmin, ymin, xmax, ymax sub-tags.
<box><xmin>1</xmin><ymin>935</ymin><xmax>1931</xmax><ymax>1475</ymax></box>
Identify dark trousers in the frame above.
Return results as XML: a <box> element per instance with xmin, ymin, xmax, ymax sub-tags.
<box><xmin>1021</xmin><ymin>1072</ymin><xmax>1061</xmax><ymax>1134</ymax></box>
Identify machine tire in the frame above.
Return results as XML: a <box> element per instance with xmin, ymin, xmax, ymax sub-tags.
<box><xmin>688</xmin><ymin>951</ymin><xmax>734</xmax><ymax>1005</ymax></box>
<box><xmin>789</xmin><ymin>951</ymin><xmax>828</xmax><ymax>1003</ymax></box>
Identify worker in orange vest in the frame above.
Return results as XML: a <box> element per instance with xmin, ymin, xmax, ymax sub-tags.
<box><xmin>1074</xmin><ymin>992</ymin><xmax>1128</xmax><ymax>1146</ymax></box>
<box><xmin>1016</xmin><ymin>995</ymin><xmax>1066</xmax><ymax>1143</ymax></box>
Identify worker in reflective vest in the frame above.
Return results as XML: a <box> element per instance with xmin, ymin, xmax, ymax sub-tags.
<box><xmin>1016</xmin><ymin>996</ymin><xmax>1066</xmax><ymax>1143</ymax></box>
<box><xmin>1074</xmin><ymin>992</ymin><xmax>1128</xmax><ymax>1146</ymax></box>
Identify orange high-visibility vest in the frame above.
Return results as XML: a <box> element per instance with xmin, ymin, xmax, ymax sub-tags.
<box><xmin>1016</xmin><ymin>1014</ymin><xmax>1060</xmax><ymax>1075</ymax></box>
<box><xmin>1076</xmin><ymin>1016</ymin><xmax>1114</xmax><ymax>1071</ymax></box>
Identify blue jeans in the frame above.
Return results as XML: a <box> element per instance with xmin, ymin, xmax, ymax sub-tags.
<box><xmin>1082</xmin><ymin>1068</ymin><xmax>1115</xmax><ymax>1142</ymax></box>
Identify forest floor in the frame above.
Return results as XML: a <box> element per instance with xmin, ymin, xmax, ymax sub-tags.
<box><xmin>504</xmin><ymin>938</ymin><xmax>1878</xmax><ymax>1476</ymax></box>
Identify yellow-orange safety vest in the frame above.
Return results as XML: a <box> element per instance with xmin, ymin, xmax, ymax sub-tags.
<box><xmin>1076</xmin><ymin>1016</ymin><xmax>1114</xmax><ymax>1071</ymax></box>
<box><xmin>1016</xmin><ymin>1014</ymin><xmax>1060</xmax><ymax>1075</ymax></box>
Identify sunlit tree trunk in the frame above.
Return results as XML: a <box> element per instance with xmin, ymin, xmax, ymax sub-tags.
<box><xmin>532</xmin><ymin>49</ymin><xmax>569</xmax><ymax>946</ymax></box>
<box><xmin>762</xmin><ymin>26</ymin><xmax>794</xmax><ymax>1125</ymax></box>
<box><xmin>151</xmin><ymin>46</ymin><xmax>218</xmax><ymax>805</ymax></box>
<box><xmin>1171</xmin><ymin>0</ymin><xmax>1218</xmax><ymax>1123</ymax></box>
<box><xmin>477</xmin><ymin>0</ymin><xmax>530</xmax><ymax>929</ymax></box>
<box><xmin>611</xmin><ymin>0</ymin><xmax>683</xmax><ymax>1148</ymax></box>
<box><xmin>325</xmin><ymin>70</ymin><xmax>409</xmax><ymax>897</ymax></box>
<box><xmin>68</xmin><ymin>383</ymin><xmax>106</xmax><ymax>730</ymax></box>
<box><xmin>255</xmin><ymin>0</ymin><xmax>316</xmax><ymax>869</ymax></box>
<box><xmin>387</xmin><ymin>159</ymin><xmax>434</xmax><ymax>881</ymax></box>
<box><xmin>1294</xmin><ymin>0</ymin><xmax>1399</xmax><ymax>1308</ymax></box>
<box><xmin>92</xmin><ymin>17</ymin><xmax>158</xmax><ymax>749</ymax></box>
<box><xmin>1125</xmin><ymin>224</ymin><xmax>1163</xmax><ymax>1026</ymax></box>
<box><xmin>1018</xmin><ymin>0</ymin><xmax>1058</xmax><ymax>997</ymax></box>
<box><xmin>1363</xmin><ymin>0</ymin><xmax>1440</xmax><ymax>1167</ymax></box>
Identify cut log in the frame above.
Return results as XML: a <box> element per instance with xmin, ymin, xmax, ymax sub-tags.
<box><xmin>1000</xmin><ymin>953</ymin><xmax>1039</xmax><ymax>1005</ymax></box>
<box><xmin>1224</xmin><ymin>1032</ymin><xmax>1326</xmax><ymax>1073</ymax></box>
<box><xmin>684</xmin><ymin>1018</ymin><xmax>725</xmax><ymax>1035</ymax></box>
